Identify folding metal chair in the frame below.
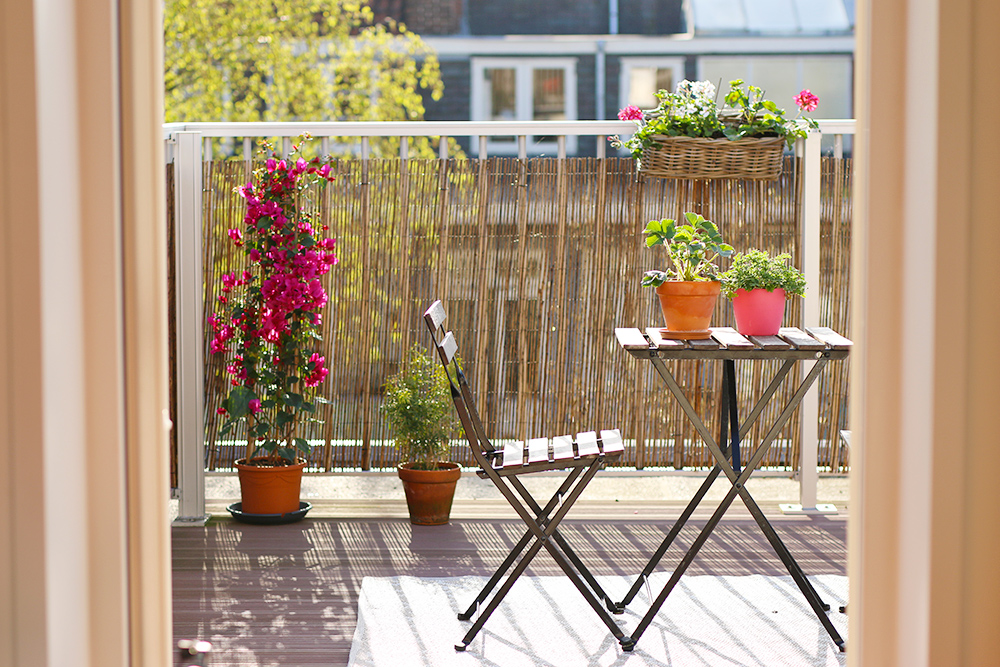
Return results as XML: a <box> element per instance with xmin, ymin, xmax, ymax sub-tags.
<box><xmin>423</xmin><ymin>300</ymin><xmax>635</xmax><ymax>652</ymax></box>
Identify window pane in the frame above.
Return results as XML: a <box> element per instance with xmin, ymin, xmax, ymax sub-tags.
<box><xmin>532</xmin><ymin>68</ymin><xmax>565</xmax><ymax>121</ymax></box>
<box><xmin>628</xmin><ymin>66</ymin><xmax>675</xmax><ymax>108</ymax></box>
<box><xmin>487</xmin><ymin>68</ymin><xmax>516</xmax><ymax>121</ymax></box>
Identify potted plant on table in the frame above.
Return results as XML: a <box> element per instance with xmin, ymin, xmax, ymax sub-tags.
<box><xmin>381</xmin><ymin>344</ymin><xmax>461</xmax><ymax>526</ymax></box>
<box><xmin>210</xmin><ymin>137</ymin><xmax>339</xmax><ymax>521</ymax></box>
<box><xmin>612</xmin><ymin>79</ymin><xmax>819</xmax><ymax>180</ymax></box>
<box><xmin>641</xmin><ymin>211</ymin><xmax>733</xmax><ymax>340</ymax></box>
<box><xmin>719</xmin><ymin>248</ymin><xmax>806</xmax><ymax>336</ymax></box>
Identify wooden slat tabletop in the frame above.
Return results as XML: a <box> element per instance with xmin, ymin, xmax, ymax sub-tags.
<box><xmin>615</xmin><ymin>326</ymin><xmax>852</xmax><ymax>360</ymax></box>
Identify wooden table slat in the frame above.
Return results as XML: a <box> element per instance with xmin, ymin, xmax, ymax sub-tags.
<box><xmin>805</xmin><ymin>326</ymin><xmax>853</xmax><ymax>350</ymax></box>
<box><xmin>747</xmin><ymin>334</ymin><xmax>792</xmax><ymax>351</ymax></box>
<box><xmin>615</xmin><ymin>327</ymin><xmax>649</xmax><ymax>350</ymax></box>
<box><xmin>709</xmin><ymin>327</ymin><xmax>755</xmax><ymax>350</ymax></box>
<box><xmin>645</xmin><ymin>327</ymin><xmax>686</xmax><ymax>349</ymax></box>
<box><xmin>777</xmin><ymin>327</ymin><xmax>827</xmax><ymax>350</ymax></box>
<box><xmin>687</xmin><ymin>337</ymin><xmax>721</xmax><ymax>350</ymax></box>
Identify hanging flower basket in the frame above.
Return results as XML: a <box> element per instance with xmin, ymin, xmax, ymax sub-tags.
<box><xmin>638</xmin><ymin>135</ymin><xmax>786</xmax><ymax>181</ymax></box>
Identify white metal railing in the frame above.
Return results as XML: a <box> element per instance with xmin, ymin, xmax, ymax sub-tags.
<box><xmin>166</xmin><ymin>119</ymin><xmax>856</xmax><ymax>522</ymax></box>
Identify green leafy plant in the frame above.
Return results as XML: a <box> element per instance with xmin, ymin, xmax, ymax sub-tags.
<box><xmin>611</xmin><ymin>79</ymin><xmax>820</xmax><ymax>158</ymax></box>
<box><xmin>381</xmin><ymin>345</ymin><xmax>458</xmax><ymax>470</ymax></box>
<box><xmin>641</xmin><ymin>212</ymin><xmax>733</xmax><ymax>286</ymax></box>
<box><xmin>719</xmin><ymin>248</ymin><xmax>807</xmax><ymax>299</ymax></box>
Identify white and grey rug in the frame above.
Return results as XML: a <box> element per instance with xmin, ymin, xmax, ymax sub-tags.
<box><xmin>348</xmin><ymin>574</ymin><xmax>848</xmax><ymax>667</ymax></box>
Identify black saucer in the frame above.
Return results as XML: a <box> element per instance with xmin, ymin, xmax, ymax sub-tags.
<box><xmin>227</xmin><ymin>501</ymin><xmax>312</xmax><ymax>524</ymax></box>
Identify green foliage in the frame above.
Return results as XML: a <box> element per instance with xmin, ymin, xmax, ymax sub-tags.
<box><xmin>164</xmin><ymin>0</ymin><xmax>447</xmax><ymax>156</ymax></box>
<box><xmin>719</xmin><ymin>249</ymin><xmax>807</xmax><ymax>299</ymax></box>
<box><xmin>641</xmin><ymin>212</ymin><xmax>733</xmax><ymax>286</ymax></box>
<box><xmin>381</xmin><ymin>345</ymin><xmax>457</xmax><ymax>470</ymax></box>
<box><xmin>720</xmin><ymin>80</ymin><xmax>818</xmax><ymax>145</ymax></box>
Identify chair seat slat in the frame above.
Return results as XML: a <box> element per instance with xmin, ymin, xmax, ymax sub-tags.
<box><xmin>576</xmin><ymin>431</ymin><xmax>600</xmax><ymax>457</ymax></box>
<box><xmin>501</xmin><ymin>441</ymin><xmax>523</xmax><ymax>468</ymax></box>
<box><xmin>599</xmin><ymin>429</ymin><xmax>624</xmax><ymax>454</ymax></box>
<box><xmin>527</xmin><ymin>437</ymin><xmax>550</xmax><ymax>464</ymax></box>
<box><xmin>552</xmin><ymin>435</ymin><xmax>575</xmax><ymax>460</ymax></box>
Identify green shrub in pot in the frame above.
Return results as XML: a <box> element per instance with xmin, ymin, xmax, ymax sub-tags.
<box><xmin>719</xmin><ymin>249</ymin><xmax>806</xmax><ymax>299</ymax></box>
<box><xmin>381</xmin><ymin>344</ymin><xmax>457</xmax><ymax>470</ymax></box>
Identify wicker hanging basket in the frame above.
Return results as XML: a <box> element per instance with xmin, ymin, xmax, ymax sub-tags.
<box><xmin>638</xmin><ymin>135</ymin><xmax>786</xmax><ymax>181</ymax></box>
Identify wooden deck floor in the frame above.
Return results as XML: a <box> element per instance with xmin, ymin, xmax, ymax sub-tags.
<box><xmin>172</xmin><ymin>499</ymin><xmax>848</xmax><ymax>666</ymax></box>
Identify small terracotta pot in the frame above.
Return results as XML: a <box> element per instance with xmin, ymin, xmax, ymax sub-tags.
<box><xmin>732</xmin><ymin>287</ymin><xmax>787</xmax><ymax>335</ymax></box>
<box><xmin>397</xmin><ymin>462</ymin><xmax>461</xmax><ymax>525</ymax></box>
<box><xmin>654</xmin><ymin>280</ymin><xmax>722</xmax><ymax>340</ymax></box>
<box><xmin>235</xmin><ymin>457</ymin><xmax>307</xmax><ymax>515</ymax></box>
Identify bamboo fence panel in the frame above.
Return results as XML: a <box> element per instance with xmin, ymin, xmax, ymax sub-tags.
<box><xmin>178</xmin><ymin>155</ymin><xmax>852</xmax><ymax>472</ymax></box>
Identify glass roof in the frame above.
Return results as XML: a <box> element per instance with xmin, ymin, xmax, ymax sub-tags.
<box><xmin>691</xmin><ymin>0</ymin><xmax>853</xmax><ymax>35</ymax></box>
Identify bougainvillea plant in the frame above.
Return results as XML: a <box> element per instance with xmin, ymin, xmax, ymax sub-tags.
<box><xmin>210</xmin><ymin>137</ymin><xmax>338</xmax><ymax>466</ymax></box>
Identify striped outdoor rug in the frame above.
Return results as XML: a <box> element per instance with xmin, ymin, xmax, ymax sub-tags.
<box><xmin>348</xmin><ymin>574</ymin><xmax>848</xmax><ymax>667</ymax></box>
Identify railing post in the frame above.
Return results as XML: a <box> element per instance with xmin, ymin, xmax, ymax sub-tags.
<box><xmin>784</xmin><ymin>130</ymin><xmax>831</xmax><ymax>514</ymax></box>
<box><xmin>172</xmin><ymin>131</ymin><xmax>208</xmax><ymax>525</ymax></box>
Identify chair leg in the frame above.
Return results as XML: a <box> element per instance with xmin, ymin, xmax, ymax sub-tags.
<box><xmin>508</xmin><ymin>475</ymin><xmax>620</xmax><ymax>613</ymax></box>
<box><xmin>457</xmin><ymin>471</ymin><xmax>582</xmax><ymax>620</ymax></box>
<box><xmin>456</xmin><ymin>458</ymin><xmax>632</xmax><ymax>651</ymax></box>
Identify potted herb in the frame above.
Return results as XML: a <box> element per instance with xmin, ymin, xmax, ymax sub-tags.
<box><xmin>612</xmin><ymin>79</ymin><xmax>819</xmax><ymax>180</ymax></box>
<box><xmin>382</xmin><ymin>344</ymin><xmax>461</xmax><ymax>525</ymax></box>
<box><xmin>719</xmin><ymin>249</ymin><xmax>806</xmax><ymax>336</ymax></box>
<box><xmin>641</xmin><ymin>212</ymin><xmax>733</xmax><ymax>339</ymax></box>
<box><xmin>210</xmin><ymin>137</ymin><xmax>339</xmax><ymax>519</ymax></box>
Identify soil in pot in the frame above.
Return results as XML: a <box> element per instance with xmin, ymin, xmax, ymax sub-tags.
<box><xmin>235</xmin><ymin>457</ymin><xmax>307</xmax><ymax>515</ymax></box>
<box><xmin>397</xmin><ymin>462</ymin><xmax>462</xmax><ymax>525</ymax></box>
<box><xmin>655</xmin><ymin>280</ymin><xmax>722</xmax><ymax>340</ymax></box>
<box><xmin>732</xmin><ymin>287</ymin><xmax>787</xmax><ymax>336</ymax></box>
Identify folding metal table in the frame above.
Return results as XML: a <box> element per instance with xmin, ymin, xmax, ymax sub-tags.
<box><xmin>613</xmin><ymin>325</ymin><xmax>851</xmax><ymax>652</ymax></box>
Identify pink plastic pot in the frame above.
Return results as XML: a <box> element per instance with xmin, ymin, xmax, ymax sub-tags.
<box><xmin>731</xmin><ymin>288</ymin><xmax>787</xmax><ymax>336</ymax></box>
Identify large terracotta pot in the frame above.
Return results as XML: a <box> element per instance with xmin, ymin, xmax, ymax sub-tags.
<box><xmin>235</xmin><ymin>457</ymin><xmax>307</xmax><ymax>515</ymax></box>
<box><xmin>397</xmin><ymin>462</ymin><xmax>461</xmax><ymax>525</ymax></box>
<box><xmin>654</xmin><ymin>280</ymin><xmax>722</xmax><ymax>340</ymax></box>
<box><xmin>731</xmin><ymin>287</ymin><xmax>787</xmax><ymax>336</ymax></box>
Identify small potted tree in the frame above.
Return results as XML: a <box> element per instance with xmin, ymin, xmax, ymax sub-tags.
<box><xmin>719</xmin><ymin>248</ymin><xmax>806</xmax><ymax>336</ymax></box>
<box><xmin>641</xmin><ymin>212</ymin><xmax>733</xmax><ymax>339</ymax></box>
<box><xmin>382</xmin><ymin>344</ymin><xmax>461</xmax><ymax>525</ymax></box>
<box><xmin>210</xmin><ymin>137</ymin><xmax>339</xmax><ymax>522</ymax></box>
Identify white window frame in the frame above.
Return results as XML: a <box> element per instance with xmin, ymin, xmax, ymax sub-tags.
<box><xmin>618</xmin><ymin>57</ymin><xmax>686</xmax><ymax>112</ymax></box>
<box><xmin>470</xmin><ymin>57</ymin><xmax>578</xmax><ymax>156</ymax></box>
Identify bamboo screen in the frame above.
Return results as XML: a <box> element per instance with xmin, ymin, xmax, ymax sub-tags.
<box><xmin>176</xmin><ymin>155</ymin><xmax>852</xmax><ymax>473</ymax></box>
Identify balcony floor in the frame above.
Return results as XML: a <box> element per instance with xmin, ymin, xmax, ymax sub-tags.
<box><xmin>172</xmin><ymin>497</ymin><xmax>848</xmax><ymax>666</ymax></box>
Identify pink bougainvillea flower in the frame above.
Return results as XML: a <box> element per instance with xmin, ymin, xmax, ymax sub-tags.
<box><xmin>248</xmin><ymin>399</ymin><xmax>261</xmax><ymax>413</ymax></box>
<box><xmin>228</xmin><ymin>228</ymin><xmax>243</xmax><ymax>243</ymax></box>
<box><xmin>216</xmin><ymin>407</ymin><xmax>227</xmax><ymax>415</ymax></box>
<box><xmin>265</xmin><ymin>158</ymin><xmax>277</xmax><ymax>173</ymax></box>
<box><xmin>617</xmin><ymin>105</ymin><xmax>643</xmax><ymax>121</ymax></box>
<box><xmin>794</xmin><ymin>89</ymin><xmax>819</xmax><ymax>112</ymax></box>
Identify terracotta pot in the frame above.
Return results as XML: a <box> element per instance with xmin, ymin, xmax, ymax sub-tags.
<box><xmin>654</xmin><ymin>280</ymin><xmax>722</xmax><ymax>340</ymax></box>
<box><xmin>235</xmin><ymin>457</ymin><xmax>307</xmax><ymax>515</ymax></box>
<box><xmin>397</xmin><ymin>462</ymin><xmax>462</xmax><ymax>525</ymax></box>
<box><xmin>732</xmin><ymin>287</ymin><xmax>787</xmax><ymax>336</ymax></box>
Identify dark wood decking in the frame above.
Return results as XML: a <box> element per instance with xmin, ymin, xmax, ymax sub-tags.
<box><xmin>172</xmin><ymin>500</ymin><xmax>847</xmax><ymax>666</ymax></box>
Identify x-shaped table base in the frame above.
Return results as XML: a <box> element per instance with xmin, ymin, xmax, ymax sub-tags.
<box><xmin>617</xmin><ymin>351</ymin><xmax>847</xmax><ymax>652</ymax></box>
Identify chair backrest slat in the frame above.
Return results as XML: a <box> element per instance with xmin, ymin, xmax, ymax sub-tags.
<box><xmin>440</xmin><ymin>331</ymin><xmax>458</xmax><ymax>364</ymax></box>
<box><xmin>425</xmin><ymin>299</ymin><xmax>447</xmax><ymax>331</ymax></box>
